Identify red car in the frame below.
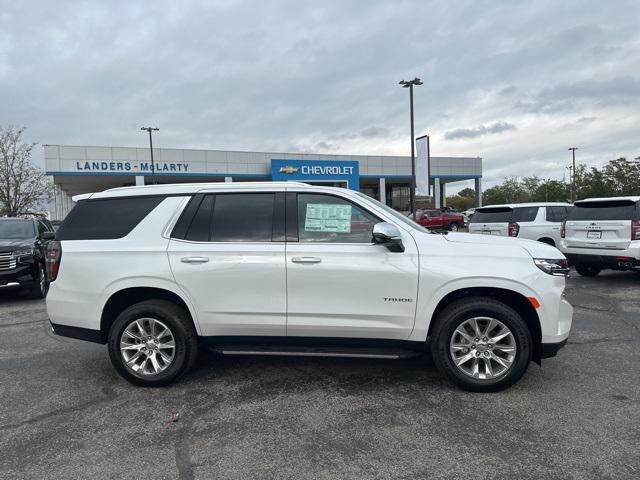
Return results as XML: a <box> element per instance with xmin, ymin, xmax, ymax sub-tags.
<box><xmin>413</xmin><ymin>209</ymin><xmax>464</xmax><ymax>231</ymax></box>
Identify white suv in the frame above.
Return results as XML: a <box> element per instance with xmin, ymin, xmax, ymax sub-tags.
<box><xmin>46</xmin><ymin>182</ymin><xmax>572</xmax><ymax>391</ymax></box>
<box><xmin>468</xmin><ymin>202</ymin><xmax>572</xmax><ymax>247</ymax></box>
<box><xmin>560</xmin><ymin>196</ymin><xmax>640</xmax><ymax>276</ymax></box>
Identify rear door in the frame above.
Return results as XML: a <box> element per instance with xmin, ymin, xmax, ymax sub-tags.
<box><xmin>468</xmin><ymin>207</ymin><xmax>512</xmax><ymax>236</ymax></box>
<box><xmin>167</xmin><ymin>192</ymin><xmax>287</xmax><ymax>336</ymax></box>
<box><xmin>545</xmin><ymin>206</ymin><xmax>569</xmax><ymax>245</ymax></box>
<box><xmin>424</xmin><ymin>210</ymin><xmax>444</xmax><ymax>229</ymax></box>
<box><xmin>512</xmin><ymin>206</ymin><xmax>543</xmax><ymax>240</ymax></box>
<box><xmin>564</xmin><ymin>200</ymin><xmax>637</xmax><ymax>250</ymax></box>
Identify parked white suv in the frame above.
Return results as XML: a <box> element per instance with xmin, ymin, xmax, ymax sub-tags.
<box><xmin>46</xmin><ymin>182</ymin><xmax>572</xmax><ymax>391</ymax></box>
<box><xmin>560</xmin><ymin>196</ymin><xmax>640</xmax><ymax>276</ymax></box>
<box><xmin>468</xmin><ymin>202</ymin><xmax>572</xmax><ymax>247</ymax></box>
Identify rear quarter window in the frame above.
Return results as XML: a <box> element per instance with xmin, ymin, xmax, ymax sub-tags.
<box><xmin>512</xmin><ymin>207</ymin><xmax>539</xmax><ymax>222</ymax></box>
<box><xmin>56</xmin><ymin>196</ymin><xmax>165</xmax><ymax>240</ymax></box>
<box><xmin>567</xmin><ymin>200</ymin><xmax>639</xmax><ymax>221</ymax></box>
<box><xmin>469</xmin><ymin>208</ymin><xmax>513</xmax><ymax>223</ymax></box>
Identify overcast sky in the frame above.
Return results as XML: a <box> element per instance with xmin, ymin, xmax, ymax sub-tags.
<box><xmin>2</xmin><ymin>0</ymin><xmax>639</xmax><ymax>191</ymax></box>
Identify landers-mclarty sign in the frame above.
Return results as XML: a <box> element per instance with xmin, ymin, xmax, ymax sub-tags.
<box><xmin>75</xmin><ymin>161</ymin><xmax>190</xmax><ymax>173</ymax></box>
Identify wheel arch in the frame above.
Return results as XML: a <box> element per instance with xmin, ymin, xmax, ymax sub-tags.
<box><xmin>537</xmin><ymin>237</ymin><xmax>556</xmax><ymax>247</ymax></box>
<box><xmin>100</xmin><ymin>286</ymin><xmax>199</xmax><ymax>343</ymax></box>
<box><xmin>426</xmin><ymin>287</ymin><xmax>543</xmax><ymax>362</ymax></box>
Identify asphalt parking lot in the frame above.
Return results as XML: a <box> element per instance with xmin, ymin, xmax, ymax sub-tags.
<box><xmin>1</xmin><ymin>272</ymin><xmax>639</xmax><ymax>480</ymax></box>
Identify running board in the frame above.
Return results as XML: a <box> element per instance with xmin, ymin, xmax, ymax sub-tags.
<box><xmin>211</xmin><ymin>345</ymin><xmax>422</xmax><ymax>360</ymax></box>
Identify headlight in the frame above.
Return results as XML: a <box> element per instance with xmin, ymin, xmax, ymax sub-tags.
<box><xmin>11</xmin><ymin>248</ymin><xmax>34</xmax><ymax>257</ymax></box>
<box><xmin>534</xmin><ymin>258</ymin><xmax>570</xmax><ymax>276</ymax></box>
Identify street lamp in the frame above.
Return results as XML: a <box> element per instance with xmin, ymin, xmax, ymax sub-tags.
<box><xmin>141</xmin><ymin>127</ymin><xmax>160</xmax><ymax>184</ymax></box>
<box><xmin>399</xmin><ymin>77</ymin><xmax>423</xmax><ymax>220</ymax></box>
<box><xmin>568</xmin><ymin>147</ymin><xmax>578</xmax><ymax>202</ymax></box>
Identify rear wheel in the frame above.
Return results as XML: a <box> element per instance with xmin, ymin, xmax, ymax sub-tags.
<box><xmin>108</xmin><ymin>300</ymin><xmax>198</xmax><ymax>387</ymax></box>
<box><xmin>430</xmin><ymin>297</ymin><xmax>532</xmax><ymax>392</ymax></box>
<box><xmin>575</xmin><ymin>264</ymin><xmax>601</xmax><ymax>277</ymax></box>
<box><xmin>449</xmin><ymin>222</ymin><xmax>460</xmax><ymax>232</ymax></box>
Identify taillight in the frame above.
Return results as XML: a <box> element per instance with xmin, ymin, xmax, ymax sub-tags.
<box><xmin>632</xmin><ymin>220</ymin><xmax>640</xmax><ymax>241</ymax></box>
<box><xmin>560</xmin><ymin>221</ymin><xmax>566</xmax><ymax>238</ymax></box>
<box><xmin>46</xmin><ymin>241</ymin><xmax>62</xmax><ymax>282</ymax></box>
<box><xmin>508</xmin><ymin>222</ymin><xmax>520</xmax><ymax>237</ymax></box>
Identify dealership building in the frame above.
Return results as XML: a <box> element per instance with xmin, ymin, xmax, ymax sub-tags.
<box><xmin>44</xmin><ymin>144</ymin><xmax>482</xmax><ymax>221</ymax></box>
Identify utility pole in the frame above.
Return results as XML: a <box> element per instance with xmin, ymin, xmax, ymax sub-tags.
<box><xmin>568</xmin><ymin>147</ymin><xmax>578</xmax><ymax>202</ymax></box>
<box><xmin>141</xmin><ymin>127</ymin><xmax>160</xmax><ymax>184</ymax></box>
<box><xmin>399</xmin><ymin>78</ymin><xmax>423</xmax><ymax>220</ymax></box>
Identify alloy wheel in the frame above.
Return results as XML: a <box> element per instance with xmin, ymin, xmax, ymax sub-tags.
<box><xmin>449</xmin><ymin>316</ymin><xmax>516</xmax><ymax>380</ymax></box>
<box><xmin>120</xmin><ymin>318</ymin><xmax>176</xmax><ymax>375</ymax></box>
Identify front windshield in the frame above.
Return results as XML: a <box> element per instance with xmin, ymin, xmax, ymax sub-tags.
<box><xmin>0</xmin><ymin>220</ymin><xmax>35</xmax><ymax>239</ymax></box>
<box><xmin>354</xmin><ymin>192</ymin><xmax>429</xmax><ymax>233</ymax></box>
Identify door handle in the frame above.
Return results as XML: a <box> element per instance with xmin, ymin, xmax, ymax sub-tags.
<box><xmin>180</xmin><ymin>256</ymin><xmax>210</xmax><ymax>264</ymax></box>
<box><xmin>291</xmin><ymin>256</ymin><xmax>322</xmax><ymax>264</ymax></box>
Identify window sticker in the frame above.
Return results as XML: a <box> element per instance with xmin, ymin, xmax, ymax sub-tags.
<box><xmin>305</xmin><ymin>204</ymin><xmax>352</xmax><ymax>233</ymax></box>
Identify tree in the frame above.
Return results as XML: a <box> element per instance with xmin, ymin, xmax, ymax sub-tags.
<box><xmin>0</xmin><ymin>126</ymin><xmax>52</xmax><ymax>216</ymax></box>
<box><xmin>458</xmin><ymin>187</ymin><xmax>475</xmax><ymax>199</ymax></box>
<box><xmin>534</xmin><ymin>180</ymin><xmax>568</xmax><ymax>202</ymax></box>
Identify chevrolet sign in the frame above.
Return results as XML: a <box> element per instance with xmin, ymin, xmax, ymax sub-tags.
<box><xmin>271</xmin><ymin>158</ymin><xmax>360</xmax><ymax>191</ymax></box>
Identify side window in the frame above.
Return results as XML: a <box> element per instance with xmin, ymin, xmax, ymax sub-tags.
<box><xmin>178</xmin><ymin>193</ymin><xmax>277</xmax><ymax>242</ymax></box>
<box><xmin>211</xmin><ymin>193</ymin><xmax>274</xmax><ymax>242</ymax></box>
<box><xmin>56</xmin><ymin>197</ymin><xmax>165</xmax><ymax>240</ymax></box>
<box><xmin>512</xmin><ymin>207</ymin><xmax>539</xmax><ymax>222</ymax></box>
<box><xmin>546</xmin><ymin>207</ymin><xmax>568</xmax><ymax>223</ymax></box>
<box><xmin>297</xmin><ymin>194</ymin><xmax>378</xmax><ymax>243</ymax></box>
<box><xmin>37</xmin><ymin>221</ymin><xmax>47</xmax><ymax>236</ymax></box>
<box><xmin>184</xmin><ymin>195</ymin><xmax>214</xmax><ymax>242</ymax></box>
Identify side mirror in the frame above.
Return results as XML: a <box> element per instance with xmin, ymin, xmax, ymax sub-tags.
<box><xmin>41</xmin><ymin>231</ymin><xmax>56</xmax><ymax>241</ymax></box>
<box><xmin>372</xmin><ymin>222</ymin><xmax>405</xmax><ymax>252</ymax></box>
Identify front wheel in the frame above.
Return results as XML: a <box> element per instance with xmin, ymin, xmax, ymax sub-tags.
<box><xmin>28</xmin><ymin>264</ymin><xmax>48</xmax><ymax>299</ymax></box>
<box><xmin>108</xmin><ymin>300</ymin><xmax>198</xmax><ymax>387</ymax></box>
<box><xmin>575</xmin><ymin>264</ymin><xmax>601</xmax><ymax>277</ymax></box>
<box><xmin>430</xmin><ymin>297</ymin><xmax>532</xmax><ymax>392</ymax></box>
<box><xmin>448</xmin><ymin>222</ymin><xmax>460</xmax><ymax>232</ymax></box>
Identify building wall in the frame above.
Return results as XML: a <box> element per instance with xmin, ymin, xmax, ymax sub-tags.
<box><xmin>45</xmin><ymin>145</ymin><xmax>482</xmax><ymax>220</ymax></box>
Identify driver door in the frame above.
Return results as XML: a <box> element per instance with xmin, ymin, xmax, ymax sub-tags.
<box><xmin>285</xmin><ymin>192</ymin><xmax>419</xmax><ymax>340</ymax></box>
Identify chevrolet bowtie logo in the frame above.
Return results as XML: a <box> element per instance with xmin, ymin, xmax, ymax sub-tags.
<box><xmin>279</xmin><ymin>166</ymin><xmax>299</xmax><ymax>174</ymax></box>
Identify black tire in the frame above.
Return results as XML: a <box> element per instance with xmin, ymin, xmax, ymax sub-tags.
<box><xmin>430</xmin><ymin>297</ymin><xmax>533</xmax><ymax>392</ymax></box>
<box><xmin>575</xmin><ymin>264</ymin><xmax>601</xmax><ymax>277</ymax></box>
<box><xmin>449</xmin><ymin>222</ymin><xmax>460</xmax><ymax>232</ymax></box>
<box><xmin>107</xmin><ymin>299</ymin><xmax>198</xmax><ymax>387</ymax></box>
<box><xmin>28</xmin><ymin>263</ymin><xmax>48</xmax><ymax>299</ymax></box>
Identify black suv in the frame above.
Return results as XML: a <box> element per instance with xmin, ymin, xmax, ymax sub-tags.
<box><xmin>0</xmin><ymin>216</ymin><xmax>55</xmax><ymax>298</ymax></box>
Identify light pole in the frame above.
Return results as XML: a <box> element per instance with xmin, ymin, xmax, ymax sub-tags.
<box><xmin>568</xmin><ymin>147</ymin><xmax>578</xmax><ymax>202</ymax></box>
<box><xmin>399</xmin><ymin>78</ymin><xmax>422</xmax><ymax>220</ymax></box>
<box><xmin>141</xmin><ymin>127</ymin><xmax>159</xmax><ymax>184</ymax></box>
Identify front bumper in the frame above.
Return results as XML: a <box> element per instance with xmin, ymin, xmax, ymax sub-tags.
<box><xmin>0</xmin><ymin>265</ymin><xmax>36</xmax><ymax>289</ymax></box>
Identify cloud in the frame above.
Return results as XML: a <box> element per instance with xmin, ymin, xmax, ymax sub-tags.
<box><xmin>515</xmin><ymin>76</ymin><xmax>640</xmax><ymax>113</ymax></box>
<box><xmin>0</xmin><ymin>0</ymin><xmax>638</xmax><ymax>190</ymax></box>
<box><xmin>444</xmin><ymin>121</ymin><xmax>517</xmax><ymax>140</ymax></box>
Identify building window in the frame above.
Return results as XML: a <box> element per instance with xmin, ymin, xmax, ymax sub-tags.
<box><xmin>387</xmin><ymin>184</ymin><xmax>411</xmax><ymax>212</ymax></box>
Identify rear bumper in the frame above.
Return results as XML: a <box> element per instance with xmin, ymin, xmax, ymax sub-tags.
<box><xmin>50</xmin><ymin>321</ymin><xmax>104</xmax><ymax>344</ymax></box>
<box><xmin>560</xmin><ymin>243</ymin><xmax>640</xmax><ymax>263</ymax></box>
<box><xmin>564</xmin><ymin>252</ymin><xmax>640</xmax><ymax>268</ymax></box>
<box><xmin>540</xmin><ymin>338</ymin><xmax>567</xmax><ymax>359</ymax></box>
